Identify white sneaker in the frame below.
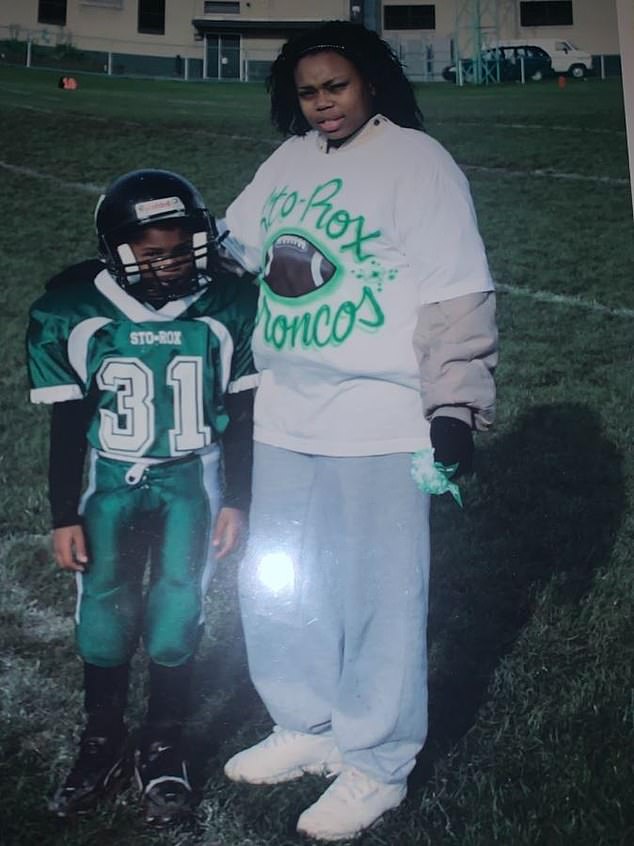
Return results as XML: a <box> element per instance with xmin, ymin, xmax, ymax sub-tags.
<box><xmin>296</xmin><ymin>766</ymin><xmax>406</xmax><ymax>841</ymax></box>
<box><xmin>224</xmin><ymin>726</ymin><xmax>342</xmax><ymax>785</ymax></box>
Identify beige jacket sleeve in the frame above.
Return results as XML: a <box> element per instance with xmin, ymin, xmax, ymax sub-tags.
<box><xmin>414</xmin><ymin>291</ymin><xmax>498</xmax><ymax>431</ymax></box>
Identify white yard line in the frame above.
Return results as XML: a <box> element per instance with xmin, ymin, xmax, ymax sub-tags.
<box><xmin>463</xmin><ymin>163</ymin><xmax>630</xmax><ymax>185</ymax></box>
<box><xmin>0</xmin><ymin>94</ymin><xmax>279</xmax><ymax>143</ymax></box>
<box><xmin>4</xmin><ymin>102</ymin><xmax>54</xmax><ymax>113</ymax></box>
<box><xmin>0</xmin><ymin>86</ymin><xmax>65</xmax><ymax>106</ymax></box>
<box><xmin>2</xmin><ymin>159</ymin><xmax>631</xmax><ymax>317</ymax></box>
<box><xmin>0</xmin><ymin>160</ymin><xmax>104</xmax><ymax>193</ymax></box>
<box><xmin>0</xmin><ymin>96</ymin><xmax>629</xmax><ymax>183</ymax></box>
<box><xmin>436</xmin><ymin>120</ymin><xmax>626</xmax><ymax>136</ymax></box>
<box><xmin>496</xmin><ymin>282</ymin><xmax>634</xmax><ymax>318</ymax></box>
<box><xmin>0</xmin><ymin>85</ymin><xmax>626</xmax><ymax>134</ymax></box>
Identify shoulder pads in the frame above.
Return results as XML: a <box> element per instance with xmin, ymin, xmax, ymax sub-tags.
<box><xmin>45</xmin><ymin>259</ymin><xmax>106</xmax><ymax>291</ymax></box>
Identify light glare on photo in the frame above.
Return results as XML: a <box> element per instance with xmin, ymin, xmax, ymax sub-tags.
<box><xmin>255</xmin><ymin>551</ymin><xmax>296</xmax><ymax>594</ymax></box>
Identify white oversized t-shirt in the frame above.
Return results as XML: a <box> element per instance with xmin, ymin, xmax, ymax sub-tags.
<box><xmin>226</xmin><ymin>116</ymin><xmax>493</xmax><ymax>456</ymax></box>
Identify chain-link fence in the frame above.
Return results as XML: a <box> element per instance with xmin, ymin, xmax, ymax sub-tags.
<box><xmin>0</xmin><ymin>25</ymin><xmax>206</xmax><ymax>79</ymax></box>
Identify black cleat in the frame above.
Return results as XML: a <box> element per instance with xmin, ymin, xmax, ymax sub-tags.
<box><xmin>49</xmin><ymin>728</ymin><xmax>132</xmax><ymax>818</ymax></box>
<box><xmin>135</xmin><ymin>737</ymin><xmax>193</xmax><ymax>827</ymax></box>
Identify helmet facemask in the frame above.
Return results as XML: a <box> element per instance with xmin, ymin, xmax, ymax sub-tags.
<box><xmin>112</xmin><ymin>221</ymin><xmax>210</xmax><ymax>306</ymax></box>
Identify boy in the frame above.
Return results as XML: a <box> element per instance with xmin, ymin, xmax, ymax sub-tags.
<box><xmin>26</xmin><ymin>169</ymin><xmax>258</xmax><ymax>825</ymax></box>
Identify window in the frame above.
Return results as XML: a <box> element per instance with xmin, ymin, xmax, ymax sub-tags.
<box><xmin>204</xmin><ymin>1</ymin><xmax>240</xmax><ymax>12</ymax></box>
<box><xmin>138</xmin><ymin>0</ymin><xmax>165</xmax><ymax>35</ymax></box>
<box><xmin>38</xmin><ymin>0</ymin><xmax>67</xmax><ymax>26</ymax></box>
<box><xmin>81</xmin><ymin>1</ymin><xmax>124</xmax><ymax>7</ymax></box>
<box><xmin>384</xmin><ymin>5</ymin><xmax>436</xmax><ymax>30</ymax></box>
<box><xmin>520</xmin><ymin>2</ymin><xmax>573</xmax><ymax>27</ymax></box>
<box><xmin>350</xmin><ymin>3</ymin><xmax>362</xmax><ymax>22</ymax></box>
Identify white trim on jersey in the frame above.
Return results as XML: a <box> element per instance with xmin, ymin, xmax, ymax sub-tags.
<box><xmin>68</xmin><ymin>316</ymin><xmax>112</xmax><ymax>386</ymax></box>
<box><xmin>198</xmin><ymin>444</ymin><xmax>222</xmax><ymax>621</ymax></box>
<box><xmin>94</xmin><ymin>441</ymin><xmax>220</xmax><ymax>465</ymax></box>
<box><xmin>94</xmin><ymin>268</ymin><xmax>205</xmax><ymax>322</ymax></box>
<box><xmin>78</xmin><ymin>448</ymin><xmax>98</xmax><ymax>517</ymax></box>
<box><xmin>194</xmin><ymin>316</ymin><xmax>234</xmax><ymax>393</ymax></box>
<box><xmin>30</xmin><ymin>383</ymin><xmax>83</xmax><ymax>404</ymax></box>
<box><xmin>75</xmin><ymin>449</ymin><xmax>98</xmax><ymax>623</ymax></box>
<box><xmin>227</xmin><ymin>372</ymin><xmax>260</xmax><ymax>394</ymax></box>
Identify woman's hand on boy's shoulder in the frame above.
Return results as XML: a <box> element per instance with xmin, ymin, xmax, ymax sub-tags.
<box><xmin>212</xmin><ymin>507</ymin><xmax>247</xmax><ymax>559</ymax></box>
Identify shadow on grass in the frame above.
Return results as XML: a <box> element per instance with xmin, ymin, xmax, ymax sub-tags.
<box><xmin>185</xmin><ymin>570</ymin><xmax>265</xmax><ymax>791</ymax></box>
<box><xmin>181</xmin><ymin>400</ymin><xmax>624</xmax><ymax>843</ymax></box>
<box><xmin>411</xmin><ymin>401</ymin><xmax>624</xmax><ymax>788</ymax></box>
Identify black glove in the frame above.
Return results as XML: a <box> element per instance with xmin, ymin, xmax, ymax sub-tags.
<box><xmin>430</xmin><ymin>416</ymin><xmax>474</xmax><ymax>479</ymax></box>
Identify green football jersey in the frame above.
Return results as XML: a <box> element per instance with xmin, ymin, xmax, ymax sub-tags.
<box><xmin>27</xmin><ymin>264</ymin><xmax>258</xmax><ymax>461</ymax></box>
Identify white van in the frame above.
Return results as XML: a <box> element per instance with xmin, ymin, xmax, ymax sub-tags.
<box><xmin>489</xmin><ymin>39</ymin><xmax>593</xmax><ymax>77</ymax></box>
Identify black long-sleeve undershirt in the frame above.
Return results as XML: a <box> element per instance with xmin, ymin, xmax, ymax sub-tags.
<box><xmin>49</xmin><ymin>400</ymin><xmax>91</xmax><ymax>528</ymax></box>
<box><xmin>221</xmin><ymin>389</ymin><xmax>254</xmax><ymax>512</ymax></box>
<box><xmin>48</xmin><ymin>390</ymin><xmax>255</xmax><ymax>528</ymax></box>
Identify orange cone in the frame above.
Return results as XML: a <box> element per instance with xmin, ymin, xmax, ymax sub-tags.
<box><xmin>558</xmin><ymin>75</ymin><xmax>566</xmax><ymax>89</ymax></box>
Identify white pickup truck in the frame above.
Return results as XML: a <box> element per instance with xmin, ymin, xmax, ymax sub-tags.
<box><xmin>489</xmin><ymin>39</ymin><xmax>593</xmax><ymax>78</ymax></box>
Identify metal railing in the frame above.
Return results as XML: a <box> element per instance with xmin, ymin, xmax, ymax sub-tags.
<box><xmin>0</xmin><ymin>25</ymin><xmax>623</xmax><ymax>83</ymax></box>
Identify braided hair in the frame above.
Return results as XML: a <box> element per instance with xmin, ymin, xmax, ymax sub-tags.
<box><xmin>268</xmin><ymin>20</ymin><xmax>424</xmax><ymax>136</ymax></box>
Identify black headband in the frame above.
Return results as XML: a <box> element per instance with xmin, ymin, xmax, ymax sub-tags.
<box><xmin>288</xmin><ymin>42</ymin><xmax>350</xmax><ymax>64</ymax></box>
<box><xmin>298</xmin><ymin>43</ymin><xmax>346</xmax><ymax>55</ymax></box>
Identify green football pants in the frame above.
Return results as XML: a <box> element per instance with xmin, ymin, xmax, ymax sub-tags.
<box><xmin>75</xmin><ymin>447</ymin><xmax>221</xmax><ymax>668</ymax></box>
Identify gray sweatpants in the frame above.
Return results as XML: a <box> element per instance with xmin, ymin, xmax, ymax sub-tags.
<box><xmin>239</xmin><ymin>442</ymin><xmax>430</xmax><ymax>785</ymax></box>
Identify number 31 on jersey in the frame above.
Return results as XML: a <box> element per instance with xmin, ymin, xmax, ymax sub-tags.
<box><xmin>97</xmin><ymin>356</ymin><xmax>211</xmax><ymax>457</ymax></box>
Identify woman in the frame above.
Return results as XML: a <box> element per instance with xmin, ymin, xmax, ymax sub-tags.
<box><xmin>221</xmin><ymin>20</ymin><xmax>498</xmax><ymax>841</ymax></box>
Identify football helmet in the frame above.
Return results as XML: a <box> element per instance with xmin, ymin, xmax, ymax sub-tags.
<box><xmin>95</xmin><ymin>169</ymin><xmax>216</xmax><ymax>303</ymax></box>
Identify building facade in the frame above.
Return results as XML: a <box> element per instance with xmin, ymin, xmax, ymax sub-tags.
<box><xmin>0</xmin><ymin>1</ymin><xmax>620</xmax><ymax>81</ymax></box>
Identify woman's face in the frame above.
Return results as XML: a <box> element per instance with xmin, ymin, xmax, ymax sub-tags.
<box><xmin>294</xmin><ymin>50</ymin><xmax>375</xmax><ymax>141</ymax></box>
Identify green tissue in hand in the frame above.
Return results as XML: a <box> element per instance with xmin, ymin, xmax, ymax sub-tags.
<box><xmin>411</xmin><ymin>448</ymin><xmax>463</xmax><ymax>507</ymax></box>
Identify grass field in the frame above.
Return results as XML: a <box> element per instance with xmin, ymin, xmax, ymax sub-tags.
<box><xmin>0</xmin><ymin>66</ymin><xmax>633</xmax><ymax>846</ymax></box>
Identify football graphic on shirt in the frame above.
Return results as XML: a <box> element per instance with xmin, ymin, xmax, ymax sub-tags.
<box><xmin>263</xmin><ymin>234</ymin><xmax>336</xmax><ymax>298</ymax></box>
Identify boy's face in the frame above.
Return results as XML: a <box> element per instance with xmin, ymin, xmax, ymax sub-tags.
<box><xmin>128</xmin><ymin>223</ymin><xmax>196</xmax><ymax>305</ymax></box>
<box><xmin>294</xmin><ymin>50</ymin><xmax>374</xmax><ymax>141</ymax></box>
